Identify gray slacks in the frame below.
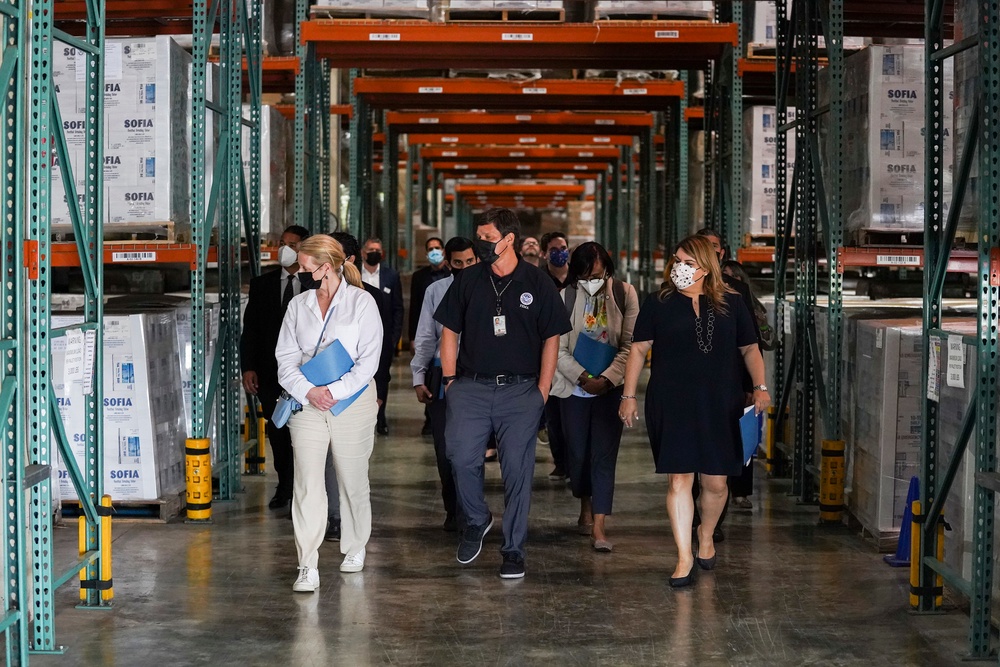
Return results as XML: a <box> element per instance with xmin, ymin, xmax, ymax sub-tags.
<box><xmin>444</xmin><ymin>377</ymin><xmax>545</xmax><ymax>559</ymax></box>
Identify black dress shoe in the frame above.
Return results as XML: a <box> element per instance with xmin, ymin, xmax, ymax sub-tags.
<box><xmin>376</xmin><ymin>424</ymin><xmax>389</xmax><ymax>436</ymax></box>
<box><xmin>669</xmin><ymin>565</ymin><xmax>696</xmax><ymax>588</ymax></box>
<box><xmin>324</xmin><ymin>519</ymin><xmax>341</xmax><ymax>542</ymax></box>
<box><xmin>696</xmin><ymin>554</ymin><xmax>717</xmax><ymax>570</ymax></box>
<box><xmin>268</xmin><ymin>495</ymin><xmax>291</xmax><ymax>510</ymax></box>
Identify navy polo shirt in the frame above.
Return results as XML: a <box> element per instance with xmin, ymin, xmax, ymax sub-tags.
<box><xmin>434</xmin><ymin>258</ymin><xmax>571</xmax><ymax>376</ymax></box>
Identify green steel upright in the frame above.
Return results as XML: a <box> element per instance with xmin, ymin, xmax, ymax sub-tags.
<box><xmin>773</xmin><ymin>0</ymin><xmax>793</xmax><ymax>458</ymax></box>
<box><xmin>677</xmin><ymin>75</ymin><xmax>690</xmax><ymax>247</ymax></box>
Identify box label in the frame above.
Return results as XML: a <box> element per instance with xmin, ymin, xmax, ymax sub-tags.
<box><xmin>947</xmin><ymin>335</ymin><xmax>966</xmax><ymax>388</ymax></box>
<box><xmin>927</xmin><ymin>338</ymin><xmax>941</xmax><ymax>402</ymax></box>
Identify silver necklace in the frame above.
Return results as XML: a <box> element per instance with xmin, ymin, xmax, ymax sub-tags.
<box><xmin>694</xmin><ymin>301</ymin><xmax>715</xmax><ymax>353</ymax></box>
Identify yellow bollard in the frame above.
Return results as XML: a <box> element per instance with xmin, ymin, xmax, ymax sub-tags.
<box><xmin>764</xmin><ymin>407</ymin><xmax>777</xmax><ymax>474</ymax></box>
<box><xmin>909</xmin><ymin>500</ymin><xmax>921</xmax><ymax>608</ymax></box>
<box><xmin>819</xmin><ymin>440</ymin><xmax>845</xmax><ymax>523</ymax></box>
<box><xmin>257</xmin><ymin>415</ymin><xmax>268</xmax><ymax>474</ymax></box>
<box><xmin>101</xmin><ymin>494</ymin><xmax>113</xmax><ymax>602</ymax></box>
<box><xmin>935</xmin><ymin>516</ymin><xmax>945</xmax><ymax>607</ymax></box>
<box><xmin>242</xmin><ymin>405</ymin><xmax>251</xmax><ymax>474</ymax></box>
<box><xmin>185</xmin><ymin>437</ymin><xmax>213</xmax><ymax>521</ymax></box>
<box><xmin>78</xmin><ymin>514</ymin><xmax>87</xmax><ymax>601</ymax></box>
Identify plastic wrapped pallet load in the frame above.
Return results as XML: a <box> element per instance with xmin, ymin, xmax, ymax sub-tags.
<box><xmin>242</xmin><ymin>105</ymin><xmax>289</xmax><ymax>242</ymax></box>
<box><xmin>749</xmin><ymin>1</ymin><xmax>864</xmax><ymax>52</ymax></box>
<box><xmin>837</xmin><ymin>44</ymin><xmax>957</xmax><ymax>235</ymax></box>
<box><xmin>954</xmin><ymin>0</ymin><xmax>978</xmax><ymax>232</ymax></box>
<box><xmin>313</xmin><ymin>0</ymin><xmax>430</xmax><ymax>17</ymax></box>
<box><xmin>742</xmin><ymin>105</ymin><xmax>796</xmax><ymax>236</ymax></box>
<box><xmin>52</xmin><ymin>310</ymin><xmax>187</xmax><ymax>503</ymax></box>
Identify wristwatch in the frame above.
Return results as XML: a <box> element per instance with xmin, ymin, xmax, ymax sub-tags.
<box><xmin>443</xmin><ymin>375</ymin><xmax>457</xmax><ymax>384</ymax></box>
<box><xmin>753</xmin><ymin>384</ymin><xmax>768</xmax><ymax>392</ymax></box>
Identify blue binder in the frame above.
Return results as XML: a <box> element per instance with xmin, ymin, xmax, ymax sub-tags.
<box><xmin>300</xmin><ymin>339</ymin><xmax>367</xmax><ymax>416</ymax></box>
<box><xmin>740</xmin><ymin>406</ymin><xmax>763</xmax><ymax>465</ymax></box>
<box><xmin>573</xmin><ymin>333</ymin><xmax>618</xmax><ymax>377</ymax></box>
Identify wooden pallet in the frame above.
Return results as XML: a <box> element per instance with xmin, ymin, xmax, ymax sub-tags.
<box><xmin>444</xmin><ymin>7</ymin><xmax>565</xmax><ymax>21</ymax></box>
<box><xmin>310</xmin><ymin>4</ymin><xmax>431</xmax><ymax>19</ymax></box>
<box><xmin>60</xmin><ymin>489</ymin><xmax>186</xmax><ymax>523</ymax></box>
<box><xmin>51</xmin><ymin>221</ymin><xmax>189</xmax><ymax>243</ymax></box>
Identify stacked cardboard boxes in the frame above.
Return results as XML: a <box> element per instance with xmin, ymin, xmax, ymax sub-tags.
<box><xmin>52</xmin><ymin>311</ymin><xmax>187</xmax><ymax>502</ymax></box>
<box><xmin>837</xmin><ymin>45</ymin><xmax>957</xmax><ymax>233</ymax></box>
<box><xmin>594</xmin><ymin>1</ymin><xmax>713</xmax><ymax>18</ymax></box>
<box><xmin>742</xmin><ymin>106</ymin><xmax>796</xmax><ymax>235</ymax></box>
<box><xmin>51</xmin><ymin>36</ymin><xmax>219</xmax><ymax>236</ymax></box>
<box><xmin>954</xmin><ymin>0</ymin><xmax>978</xmax><ymax>232</ymax></box>
<box><xmin>750</xmin><ymin>2</ymin><xmax>864</xmax><ymax>52</ymax></box>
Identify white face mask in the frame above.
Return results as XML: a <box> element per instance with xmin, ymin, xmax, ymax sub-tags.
<box><xmin>670</xmin><ymin>262</ymin><xmax>700</xmax><ymax>290</ymax></box>
<box><xmin>579</xmin><ymin>278</ymin><xmax>605</xmax><ymax>297</ymax></box>
<box><xmin>278</xmin><ymin>245</ymin><xmax>298</xmax><ymax>268</ymax></box>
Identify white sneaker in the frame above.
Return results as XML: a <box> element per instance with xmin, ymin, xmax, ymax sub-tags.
<box><xmin>292</xmin><ymin>566</ymin><xmax>319</xmax><ymax>592</ymax></box>
<box><xmin>340</xmin><ymin>548</ymin><xmax>366</xmax><ymax>573</ymax></box>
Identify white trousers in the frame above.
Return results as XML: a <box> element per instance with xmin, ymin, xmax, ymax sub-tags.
<box><xmin>288</xmin><ymin>382</ymin><xmax>377</xmax><ymax>568</ymax></box>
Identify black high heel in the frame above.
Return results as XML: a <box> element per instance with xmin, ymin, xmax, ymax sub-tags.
<box><xmin>696</xmin><ymin>554</ymin><xmax>717</xmax><ymax>570</ymax></box>
<box><xmin>669</xmin><ymin>565</ymin><xmax>696</xmax><ymax>588</ymax></box>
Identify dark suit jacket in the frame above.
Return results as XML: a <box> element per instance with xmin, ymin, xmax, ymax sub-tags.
<box><xmin>369</xmin><ymin>264</ymin><xmax>403</xmax><ymax>354</ymax></box>
<box><xmin>241</xmin><ymin>268</ymin><xmax>310</xmax><ymax>414</ymax></box>
<box><xmin>362</xmin><ymin>281</ymin><xmax>394</xmax><ymax>400</ymax></box>
<box><xmin>407</xmin><ymin>264</ymin><xmax>451</xmax><ymax>343</ymax></box>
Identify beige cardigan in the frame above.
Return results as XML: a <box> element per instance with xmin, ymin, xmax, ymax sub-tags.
<box><xmin>551</xmin><ymin>277</ymin><xmax>641</xmax><ymax>399</ymax></box>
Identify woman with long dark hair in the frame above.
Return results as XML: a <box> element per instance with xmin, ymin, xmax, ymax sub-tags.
<box><xmin>620</xmin><ymin>235</ymin><xmax>770</xmax><ymax>587</ymax></box>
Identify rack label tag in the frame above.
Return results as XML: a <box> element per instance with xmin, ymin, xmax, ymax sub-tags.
<box><xmin>112</xmin><ymin>251</ymin><xmax>156</xmax><ymax>263</ymax></box>
<box><xmin>418</xmin><ymin>86</ymin><xmax>443</xmax><ymax>94</ymax></box>
<box><xmin>595</xmin><ymin>119</ymin><xmax>615</xmax><ymax>125</ymax></box>
<box><xmin>593</xmin><ymin>137</ymin><xmax>611</xmax><ymax>143</ymax></box>
<box><xmin>876</xmin><ymin>254</ymin><xmax>921</xmax><ymax>266</ymax></box>
<box><xmin>369</xmin><ymin>33</ymin><xmax>401</xmax><ymax>41</ymax></box>
<box><xmin>947</xmin><ymin>335</ymin><xmax>966</xmax><ymax>389</ymax></box>
<box><xmin>522</xmin><ymin>88</ymin><xmax>547</xmax><ymax>94</ymax></box>
<box><xmin>655</xmin><ymin>30</ymin><xmax>680</xmax><ymax>39</ymax></box>
<box><xmin>419</xmin><ymin>117</ymin><xmax>439</xmax><ymax>123</ymax></box>
<box><xmin>623</xmin><ymin>88</ymin><xmax>648</xmax><ymax>95</ymax></box>
<box><xmin>502</xmin><ymin>33</ymin><xmax>534</xmax><ymax>41</ymax></box>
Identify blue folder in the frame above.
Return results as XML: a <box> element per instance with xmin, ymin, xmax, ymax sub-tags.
<box><xmin>573</xmin><ymin>333</ymin><xmax>618</xmax><ymax>377</ymax></box>
<box><xmin>300</xmin><ymin>339</ymin><xmax>367</xmax><ymax>416</ymax></box>
<box><xmin>740</xmin><ymin>406</ymin><xmax>763</xmax><ymax>465</ymax></box>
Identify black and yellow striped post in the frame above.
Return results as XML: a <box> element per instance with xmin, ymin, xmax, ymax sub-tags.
<box><xmin>243</xmin><ymin>401</ymin><xmax>268</xmax><ymax>475</ymax></box>
<box><xmin>765</xmin><ymin>406</ymin><xmax>778</xmax><ymax>474</ymax></box>
<box><xmin>185</xmin><ymin>438</ymin><xmax>213</xmax><ymax>522</ymax></box>
<box><xmin>819</xmin><ymin>439</ymin><xmax>845</xmax><ymax>523</ymax></box>
<box><xmin>908</xmin><ymin>501</ymin><xmax>944</xmax><ymax>609</ymax></box>
<box><xmin>79</xmin><ymin>494</ymin><xmax>113</xmax><ymax>603</ymax></box>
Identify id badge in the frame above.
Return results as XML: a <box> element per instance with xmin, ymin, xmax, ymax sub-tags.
<box><xmin>493</xmin><ymin>315</ymin><xmax>507</xmax><ymax>337</ymax></box>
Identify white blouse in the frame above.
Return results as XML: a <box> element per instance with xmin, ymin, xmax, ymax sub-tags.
<box><xmin>275</xmin><ymin>281</ymin><xmax>384</xmax><ymax>405</ymax></box>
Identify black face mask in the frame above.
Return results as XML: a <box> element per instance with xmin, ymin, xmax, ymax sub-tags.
<box><xmin>474</xmin><ymin>238</ymin><xmax>504</xmax><ymax>265</ymax></box>
<box><xmin>365</xmin><ymin>251</ymin><xmax>382</xmax><ymax>266</ymax></box>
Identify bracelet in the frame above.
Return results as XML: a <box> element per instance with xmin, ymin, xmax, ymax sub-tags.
<box><xmin>620</xmin><ymin>395</ymin><xmax>636</xmax><ymax>401</ymax></box>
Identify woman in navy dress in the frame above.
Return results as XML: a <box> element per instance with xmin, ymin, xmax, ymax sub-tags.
<box><xmin>619</xmin><ymin>235</ymin><xmax>770</xmax><ymax>587</ymax></box>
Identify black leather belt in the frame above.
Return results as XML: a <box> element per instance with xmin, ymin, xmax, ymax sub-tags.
<box><xmin>461</xmin><ymin>371</ymin><xmax>538</xmax><ymax>386</ymax></box>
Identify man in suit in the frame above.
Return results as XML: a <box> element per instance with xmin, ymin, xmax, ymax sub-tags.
<box><xmin>241</xmin><ymin>224</ymin><xmax>312</xmax><ymax>510</ymax></box>
<box><xmin>408</xmin><ymin>236</ymin><xmax>451</xmax><ymax>436</ymax></box>
<box><xmin>360</xmin><ymin>237</ymin><xmax>403</xmax><ymax>435</ymax></box>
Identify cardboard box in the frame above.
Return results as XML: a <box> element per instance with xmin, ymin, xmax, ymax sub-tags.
<box><xmin>242</xmin><ymin>105</ymin><xmax>288</xmax><ymax>239</ymax></box>
<box><xmin>742</xmin><ymin>106</ymin><xmax>796</xmax><ymax>235</ymax></box>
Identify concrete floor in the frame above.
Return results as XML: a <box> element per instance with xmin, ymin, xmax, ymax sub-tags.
<box><xmin>27</xmin><ymin>364</ymin><xmax>979</xmax><ymax>666</ymax></box>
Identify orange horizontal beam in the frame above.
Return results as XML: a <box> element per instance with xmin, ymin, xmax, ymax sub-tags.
<box><xmin>302</xmin><ymin>20</ymin><xmax>737</xmax><ymax>70</ymax></box>
<box><xmin>437</xmin><ymin>172</ymin><xmax>598</xmax><ymax>181</ymax></box>
<box><xmin>420</xmin><ymin>146</ymin><xmax>621</xmax><ymax>160</ymax></box>
<box><xmin>836</xmin><ymin>246</ymin><xmax>977</xmax><ymax>273</ymax></box>
<box><xmin>274</xmin><ymin>104</ymin><xmax>354</xmax><ymax>121</ymax></box>
<box><xmin>409</xmin><ymin>133</ymin><xmax>634</xmax><ymax>147</ymax></box>
<box><xmin>386</xmin><ymin>111</ymin><xmax>654</xmax><ymax>135</ymax></box>
<box><xmin>354</xmin><ymin>77</ymin><xmax>684</xmax><ymax>111</ymax></box>
<box><xmin>51</xmin><ymin>243</ymin><xmax>218</xmax><ymax>270</ymax></box>
<box><xmin>456</xmin><ymin>183</ymin><xmax>586</xmax><ymax>195</ymax></box>
<box><xmin>432</xmin><ymin>161</ymin><xmax>611</xmax><ymax>172</ymax></box>
<box><xmin>684</xmin><ymin>107</ymin><xmax>705</xmax><ymax>121</ymax></box>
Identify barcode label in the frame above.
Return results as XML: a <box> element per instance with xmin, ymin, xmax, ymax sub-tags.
<box><xmin>508</xmin><ymin>151</ymin><xmax>525</xmax><ymax>157</ymax></box>
<box><xmin>454</xmin><ymin>164</ymin><xmax>468</xmax><ymax>169</ymax></box>
<box><xmin>516</xmin><ymin>165</ymin><xmax>531</xmax><ymax>170</ymax></box>
<box><xmin>418</xmin><ymin>117</ymin><xmax>439</xmax><ymax>124</ymax></box>
<box><xmin>595</xmin><ymin>119</ymin><xmax>615</xmax><ymax>125</ymax></box>
<box><xmin>260</xmin><ymin>251</ymin><xmax>273</xmax><ymax>260</ymax></box>
<box><xmin>519</xmin><ymin>137</ymin><xmax>537</xmax><ymax>143</ymax></box>
<box><xmin>522</xmin><ymin>88</ymin><xmax>547</xmax><ymax>94</ymax></box>
<box><xmin>876</xmin><ymin>254</ymin><xmax>921</xmax><ymax>266</ymax></box>
<box><xmin>502</xmin><ymin>33</ymin><xmax>533</xmax><ymax>41</ymax></box>
<box><xmin>112</xmin><ymin>251</ymin><xmax>156</xmax><ymax>263</ymax></box>
<box><xmin>573</xmin><ymin>165</ymin><xmax>587</xmax><ymax>170</ymax></box>
<box><xmin>369</xmin><ymin>33</ymin><xmax>400</xmax><ymax>41</ymax></box>
<box><xmin>578</xmin><ymin>151</ymin><xmax>594</xmax><ymax>157</ymax></box>
<box><xmin>655</xmin><ymin>30</ymin><xmax>680</xmax><ymax>39</ymax></box>
<box><xmin>418</xmin><ymin>86</ymin><xmax>443</xmax><ymax>94</ymax></box>
<box><xmin>442</xmin><ymin>151</ymin><xmax>458</xmax><ymax>157</ymax></box>
<box><xmin>515</xmin><ymin>115</ymin><xmax>532</xmax><ymax>121</ymax></box>
<box><xmin>593</xmin><ymin>137</ymin><xmax>611</xmax><ymax>143</ymax></box>
<box><xmin>623</xmin><ymin>88</ymin><xmax>648</xmax><ymax>95</ymax></box>
<box><xmin>441</xmin><ymin>137</ymin><xmax>459</xmax><ymax>142</ymax></box>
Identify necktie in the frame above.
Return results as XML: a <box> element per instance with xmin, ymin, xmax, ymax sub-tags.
<box><xmin>281</xmin><ymin>275</ymin><xmax>294</xmax><ymax>309</ymax></box>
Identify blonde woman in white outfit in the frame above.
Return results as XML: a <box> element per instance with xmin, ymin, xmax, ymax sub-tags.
<box><xmin>276</xmin><ymin>235</ymin><xmax>383</xmax><ymax>592</ymax></box>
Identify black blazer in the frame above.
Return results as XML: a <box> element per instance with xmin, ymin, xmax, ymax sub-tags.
<box><xmin>369</xmin><ymin>264</ymin><xmax>404</xmax><ymax>353</ymax></box>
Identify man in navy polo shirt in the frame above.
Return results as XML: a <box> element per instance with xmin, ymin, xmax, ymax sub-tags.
<box><xmin>435</xmin><ymin>207</ymin><xmax>571</xmax><ymax>579</ymax></box>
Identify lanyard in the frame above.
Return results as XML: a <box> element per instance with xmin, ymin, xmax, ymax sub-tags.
<box><xmin>489</xmin><ymin>274</ymin><xmax>513</xmax><ymax>316</ymax></box>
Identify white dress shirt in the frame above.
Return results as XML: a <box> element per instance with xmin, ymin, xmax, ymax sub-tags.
<box><xmin>361</xmin><ymin>264</ymin><xmax>380</xmax><ymax>290</ymax></box>
<box><xmin>410</xmin><ymin>274</ymin><xmax>454</xmax><ymax>387</ymax></box>
<box><xmin>275</xmin><ymin>281</ymin><xmax>383</xmax><ymax>405</ymax></box>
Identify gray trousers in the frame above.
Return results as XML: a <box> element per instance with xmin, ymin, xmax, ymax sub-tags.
<box><xmin>445</xmin><ymin>377</ymin><xmax>545</xmax><ymax>559</ymax></box>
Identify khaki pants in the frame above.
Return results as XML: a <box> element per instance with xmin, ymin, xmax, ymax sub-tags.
<box><xmin>288</xmin><ymin>382</ymin><xmax>377</xmax><ymax>568</ymax></box>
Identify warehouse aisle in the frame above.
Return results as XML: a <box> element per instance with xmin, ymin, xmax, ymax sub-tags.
<box><xmin>32</xmin><ymin>366</ymin><xmax>971</xmax><ymax>667</ymax></box>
